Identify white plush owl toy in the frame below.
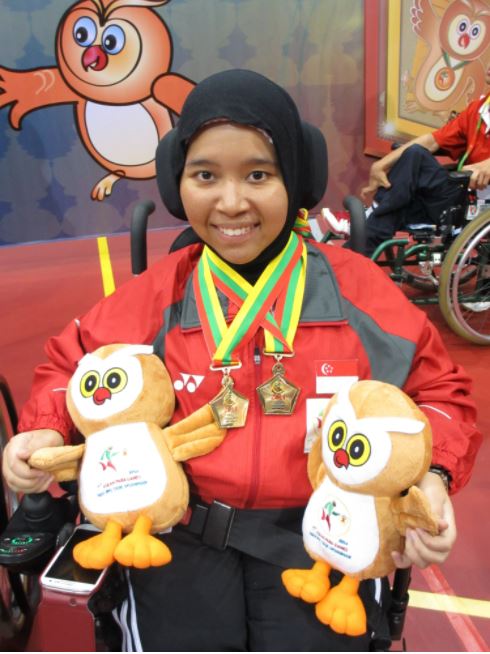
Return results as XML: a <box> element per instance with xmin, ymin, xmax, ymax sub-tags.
<box><xmin>29</xmin><ymin>344</ymin><xmax>226</xmax><ymax>570</ymax></box>
<box><xmin>282</xmin><ymin>380</ymin><xmax>439</xmax><ymax>637</ymax></box>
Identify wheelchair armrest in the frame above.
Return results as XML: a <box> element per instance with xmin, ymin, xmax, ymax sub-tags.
<box><xmin>447</xmin><ymin>169</ymin><xmax>472</xmax><ymax>180</ymax></box>
<box><xmin>130</xmin><ymin>200</ymin><xmax>156</xmax><ymax>275</ymax></box>
<box><xmin>343</xmin><ymin>195</ymin><xmax>367</xmax><ymax>255</ymax></box>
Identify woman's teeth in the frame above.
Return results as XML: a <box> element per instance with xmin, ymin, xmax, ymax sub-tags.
<box><xmin>219</xmin><ymin>226</ymin><xmax>253</xmax><ymax>236</ymax></box>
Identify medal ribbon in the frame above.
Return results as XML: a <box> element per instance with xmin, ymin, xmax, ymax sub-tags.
<box><xmin>194</xmin><ymin>232</ymin><xmax>307</xmax><ymax>367</ymax></box>
<box><xmin>293</xmin><ymin>208</ymin><xmax>313</xmax><ymax>240</ymax></box>
<box><xmin>442</xmin><ymin>49</ymin><xmax>469</xmax><ymax>73</ymax></box>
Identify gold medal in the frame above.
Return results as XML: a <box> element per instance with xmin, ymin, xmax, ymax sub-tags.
<box><xmin>195</xmin><ymin>235</ymin><xmax>307</xmax><ymax>425</ymax></box>
<box><xmin>209</xmin><ymin>372</ymin><xmax>249</xmax><ymax>429</ymax></box>
<box><xmin>257</xmin><ymin>358</ymin><xmax>300</xmax><ymax>415</ymax></box>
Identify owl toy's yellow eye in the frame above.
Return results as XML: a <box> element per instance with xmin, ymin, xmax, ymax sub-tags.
<box><xmin>80</xmin><ymin>371</ymin><xmax>100</xmax><ymax>397</ymax></box>
<box><xmin>102</xmin><ymin>367</ymin><xmax>128</xmax><ymax>394</ymax></box>
<box><xmin>328</xmin><ymin>420</ymin><xmax>347</xmax><ymax>451</ymax></box>
<box><xmin>347</xmin><ymin>434</ymin><xmax>371</xmax><ymax>466</ymax></box>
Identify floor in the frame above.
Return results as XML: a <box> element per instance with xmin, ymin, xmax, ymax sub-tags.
<box><xmin>0</xmin><ymin>227</ymin><xmax>489</xmax><ymax>652</ymax></box>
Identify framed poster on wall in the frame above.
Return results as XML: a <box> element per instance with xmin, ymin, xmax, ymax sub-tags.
<box><xmin>364</xmin><ymin>0</ymin><xmax>490</xmax><ymax>157</ymax></box>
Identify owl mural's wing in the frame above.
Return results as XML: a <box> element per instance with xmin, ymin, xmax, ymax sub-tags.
<box><xmin>411</xmin><ymin>0</ymin><xmax>439</xmax><ymax>42</ymax></box>
<box><xmin>0</xmin><ymin>66</ymin><xmax>77</xmax><ymax>130</ymax></box>
<box><xmin>163</xmin><ymin>404</ymin><xmax>226</xmax><ymax>462</ymax></box>
<box><xmin>28</xmin><ymin>444</ymin><xmax>85</xmax><ymax>482</ymax></box>
<box><xmin>391</xmin><ymin>485</ymin><xmax>439</xmax><ymax>535</ymax></box>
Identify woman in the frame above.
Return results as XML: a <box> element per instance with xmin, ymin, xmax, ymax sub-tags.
<box><xmin>3</xmin><ymin>70</ymin><xmax>481</xmax><ymax>651</ymax></box>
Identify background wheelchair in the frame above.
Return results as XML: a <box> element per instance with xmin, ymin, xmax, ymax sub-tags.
<box><xmin>325</xmin><ymin>171</ymin><xmax>490</xmax><ymax>345</ymax></box>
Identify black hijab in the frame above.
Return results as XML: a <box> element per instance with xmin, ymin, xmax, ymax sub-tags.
<box><xmin>156</xmin><ymin>69</ymin><xmax>325</xmax><ymax>282</ymax></box>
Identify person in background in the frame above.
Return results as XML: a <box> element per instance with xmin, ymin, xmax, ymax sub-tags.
<box><xmin>323</xmin><ymin>65</ymin><xmax>490</xmax><ymax>255</ymax></box>
<box><xmin>2</xmin><ymin>69</ymin><xmax>482</xmax><ymax>651</ymax></box>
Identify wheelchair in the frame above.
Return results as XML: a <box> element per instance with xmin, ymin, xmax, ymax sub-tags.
<box><xmin>325</xmin><ymin>171</ymin><xmax>490</xmax><ymax>345</ymax></box>
<box><xmin>0</xmin><ymin>377</ymin><xmax>33</xmax><ymax>650</ymax></box>
<box><xmin>0</xmin><ymin>199</ymin><xmax>417</xmax><ymax>652</ymax></box>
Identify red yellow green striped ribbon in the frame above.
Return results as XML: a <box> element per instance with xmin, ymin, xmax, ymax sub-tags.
<box><xmin>193</xmin><ymin>232</ymin><xmax>307</xmax><ymax>368</ymax></box>
<box><xmin>293</xmin><ymin>208</ymin><xmax>313</xmax><ymax>240</ymax></box>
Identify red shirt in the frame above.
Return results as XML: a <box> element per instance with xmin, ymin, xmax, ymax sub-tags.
<box><xmin>433</xmin><ymin>93</ymin><xmax>490</xmax><ymax>164</ymax></box>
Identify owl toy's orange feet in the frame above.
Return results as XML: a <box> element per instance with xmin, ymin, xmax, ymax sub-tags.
<box><xmin>315</xmin><ymin>575</ymin><xmax>367</xmax><ymax>636</ymax></box>
<box><xmin>73</xmin><ymin>520</ymin><xmax>122</xmax><ymax>569</ymax></box>
<box><xmin>114</xmin><ymin>515</ymin><xmax>172</xmax><ymax>568</ymax></box>
<box><xmin>282</xmin><ymin>561</ymin><xmax>331</xmax><ymax>603</ymax></box>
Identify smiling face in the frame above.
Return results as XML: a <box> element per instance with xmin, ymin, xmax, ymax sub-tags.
<box><xmin>179</xmin><ymin>123</ymin><xmax>289</xmax><ymax>265</ymax></box>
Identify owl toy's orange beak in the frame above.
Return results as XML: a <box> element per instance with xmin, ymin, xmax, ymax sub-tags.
<box><xmin>94</xmin><ymin>387</ymin><xmax>111</xmax><ymax>405</ymax></box>
<box><xmin>334</xmin><ymin>449</ymin><xmax>349</xmax><ymax>469</ymax></box>
<box><xmin>82</xmin><ymin>46</ymin><xmax>108</xmax><ymax>71</ymax></box>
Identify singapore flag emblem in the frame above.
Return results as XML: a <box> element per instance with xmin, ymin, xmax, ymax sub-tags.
<box><xmin>315</xmin><ymin>360</ymin><xmax>359</xmax><ymax>395</ymax></box>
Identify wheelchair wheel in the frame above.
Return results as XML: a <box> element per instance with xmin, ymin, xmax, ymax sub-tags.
<box><xmin>0</xmin><ymin>380</ymin><xmax>34</xmax><ymax>649</ymax></box>
<box><xmin>439</xmin><ymin>210</ymin><xmax>490</xmax><ymax>344</ymax></box>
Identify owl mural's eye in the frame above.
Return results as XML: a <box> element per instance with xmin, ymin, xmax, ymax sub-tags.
<box><xmin>102</xmin><ymin>367</ymin><xmax>128</xmax><ymax>394</ymax></box>
<box><xmin>73</xmin><ymin>17</ymin><xmax>97</xmax><ymax>47</ymax></box>
<box><xmin>80</xmin><ymin>370</ymin><xmax>100</xmax><ymax>398</ymax></box>
<box><xmin>101</xmin><ymin>25</ymin><xmax>126</xmax><ymax>55</ymax></box>
<box><xmin>347</xmin><ymin>434</ymin><xmax>371</xmax><ymax>467</ymax></box>
<box><xmin>456</xmin><ymin>19</ymin><xmax>468</xmax><ymax>33</ymax></box>
<box><xmin>469</xmin><ymin>23</ymin><xmax>482</xmax><ymax>40</ymax></box>
<box><xmin>328</xmin><ymin>420</ymin><xmax>347</xmax><ymax>452</ymax></box>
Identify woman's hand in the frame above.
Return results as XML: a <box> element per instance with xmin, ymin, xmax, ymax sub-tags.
<box><xmin>392</xmin><ymin>471</ymin><xmax>457</xmax><ymax>569</ymax></box>
<box><xmin>2</xmin><ymin>429</ymin><xmax>64</xmax><ymax>493</ymax></box>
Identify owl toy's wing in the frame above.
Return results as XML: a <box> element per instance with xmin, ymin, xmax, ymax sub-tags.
<box><xmin>163</xmin><ymin>404</ymin><xmax>226</xmax><ymax>462</ymax></box>
<box><xmin>391</xmin><ymin>486</ymin><xmax>440</xmax><ymax>536</ymax></box>
<box><xmin>28</xmin><ymin>444</ymin><xmax>85</xmax><ymax>482</ymax></box>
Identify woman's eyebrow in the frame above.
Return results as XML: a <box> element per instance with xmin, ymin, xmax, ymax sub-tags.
<box><xmin>245</xmin><ymin>157</ymin><xmax>278</xmax><ymax>167</ymax></box>
<box><xmin>184</xmin><ymin>158</ymin><xmax>215</xmax><ymax>168</ymax></box>
<box><xmin>184</xmin><ymin>156</ymin><xmax>278</xmax><ymax>168</ymax></box>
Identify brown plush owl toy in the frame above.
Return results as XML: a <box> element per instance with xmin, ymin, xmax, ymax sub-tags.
<box><xmin>28</xmin><ymin>344</ymin><xmax>226</xmax><ymax>570</ymax></box>
<box><xmin>282</xmin><ymin>380</ymin><xmax>439</xmax><ymax>637</ymax></box>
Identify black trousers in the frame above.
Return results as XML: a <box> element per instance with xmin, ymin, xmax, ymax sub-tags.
<box><xmin>121</xmin><ymin>526</ymin><xmax>389</xmax><ymax>652</ymax></box>
<box><xmin>365</xmin><ymin>144</ymin><xmax>466</xmax><ymax>255</ymax></box>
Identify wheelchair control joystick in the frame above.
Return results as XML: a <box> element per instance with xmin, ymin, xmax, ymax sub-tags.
<box><xmin>0</xmin><ymin>491</ymin><xmax>77</xmax><ymax>574</ymax></box>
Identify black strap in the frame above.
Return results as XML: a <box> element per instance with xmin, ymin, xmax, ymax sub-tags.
<box><xmin>175</xmin><ymin>499</ymin><xmax>397</xmax><ymax>645</ymax></box>
<box><xmin>178</xmin><ymin>498</ymin><xmax>312</xmax><ymax>569</ymax></box>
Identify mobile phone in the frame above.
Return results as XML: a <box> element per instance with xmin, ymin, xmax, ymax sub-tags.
<box><xmin>40</xmin><ymin>524</ymin><xmax>107</xmax><ymax>595</ymax></box>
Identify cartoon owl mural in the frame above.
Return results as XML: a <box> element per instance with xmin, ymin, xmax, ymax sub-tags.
<box><xmin>29</xmin><ymin>344</ymin><xmax>226</xmax><ymax>569</ymax></box>
<box><xmin>0</xmin><ymin>0</ymin><xmax>194</xmax><ymax>200</ymax></box>
<box><xmin>408</xmin><ymin>0</ymin><xmax>490</xmax><ymax>116</ymax></box>
<box><xmin>282</xmin><ymin>381</ymin><xmax>439</xmax><ymax>637</ymax></box>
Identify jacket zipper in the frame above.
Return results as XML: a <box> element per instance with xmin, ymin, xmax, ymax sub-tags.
<box><xmin>244</xmin><ymin>344</ymin><xmax>262</xmax><ymax>508</ymax></box>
